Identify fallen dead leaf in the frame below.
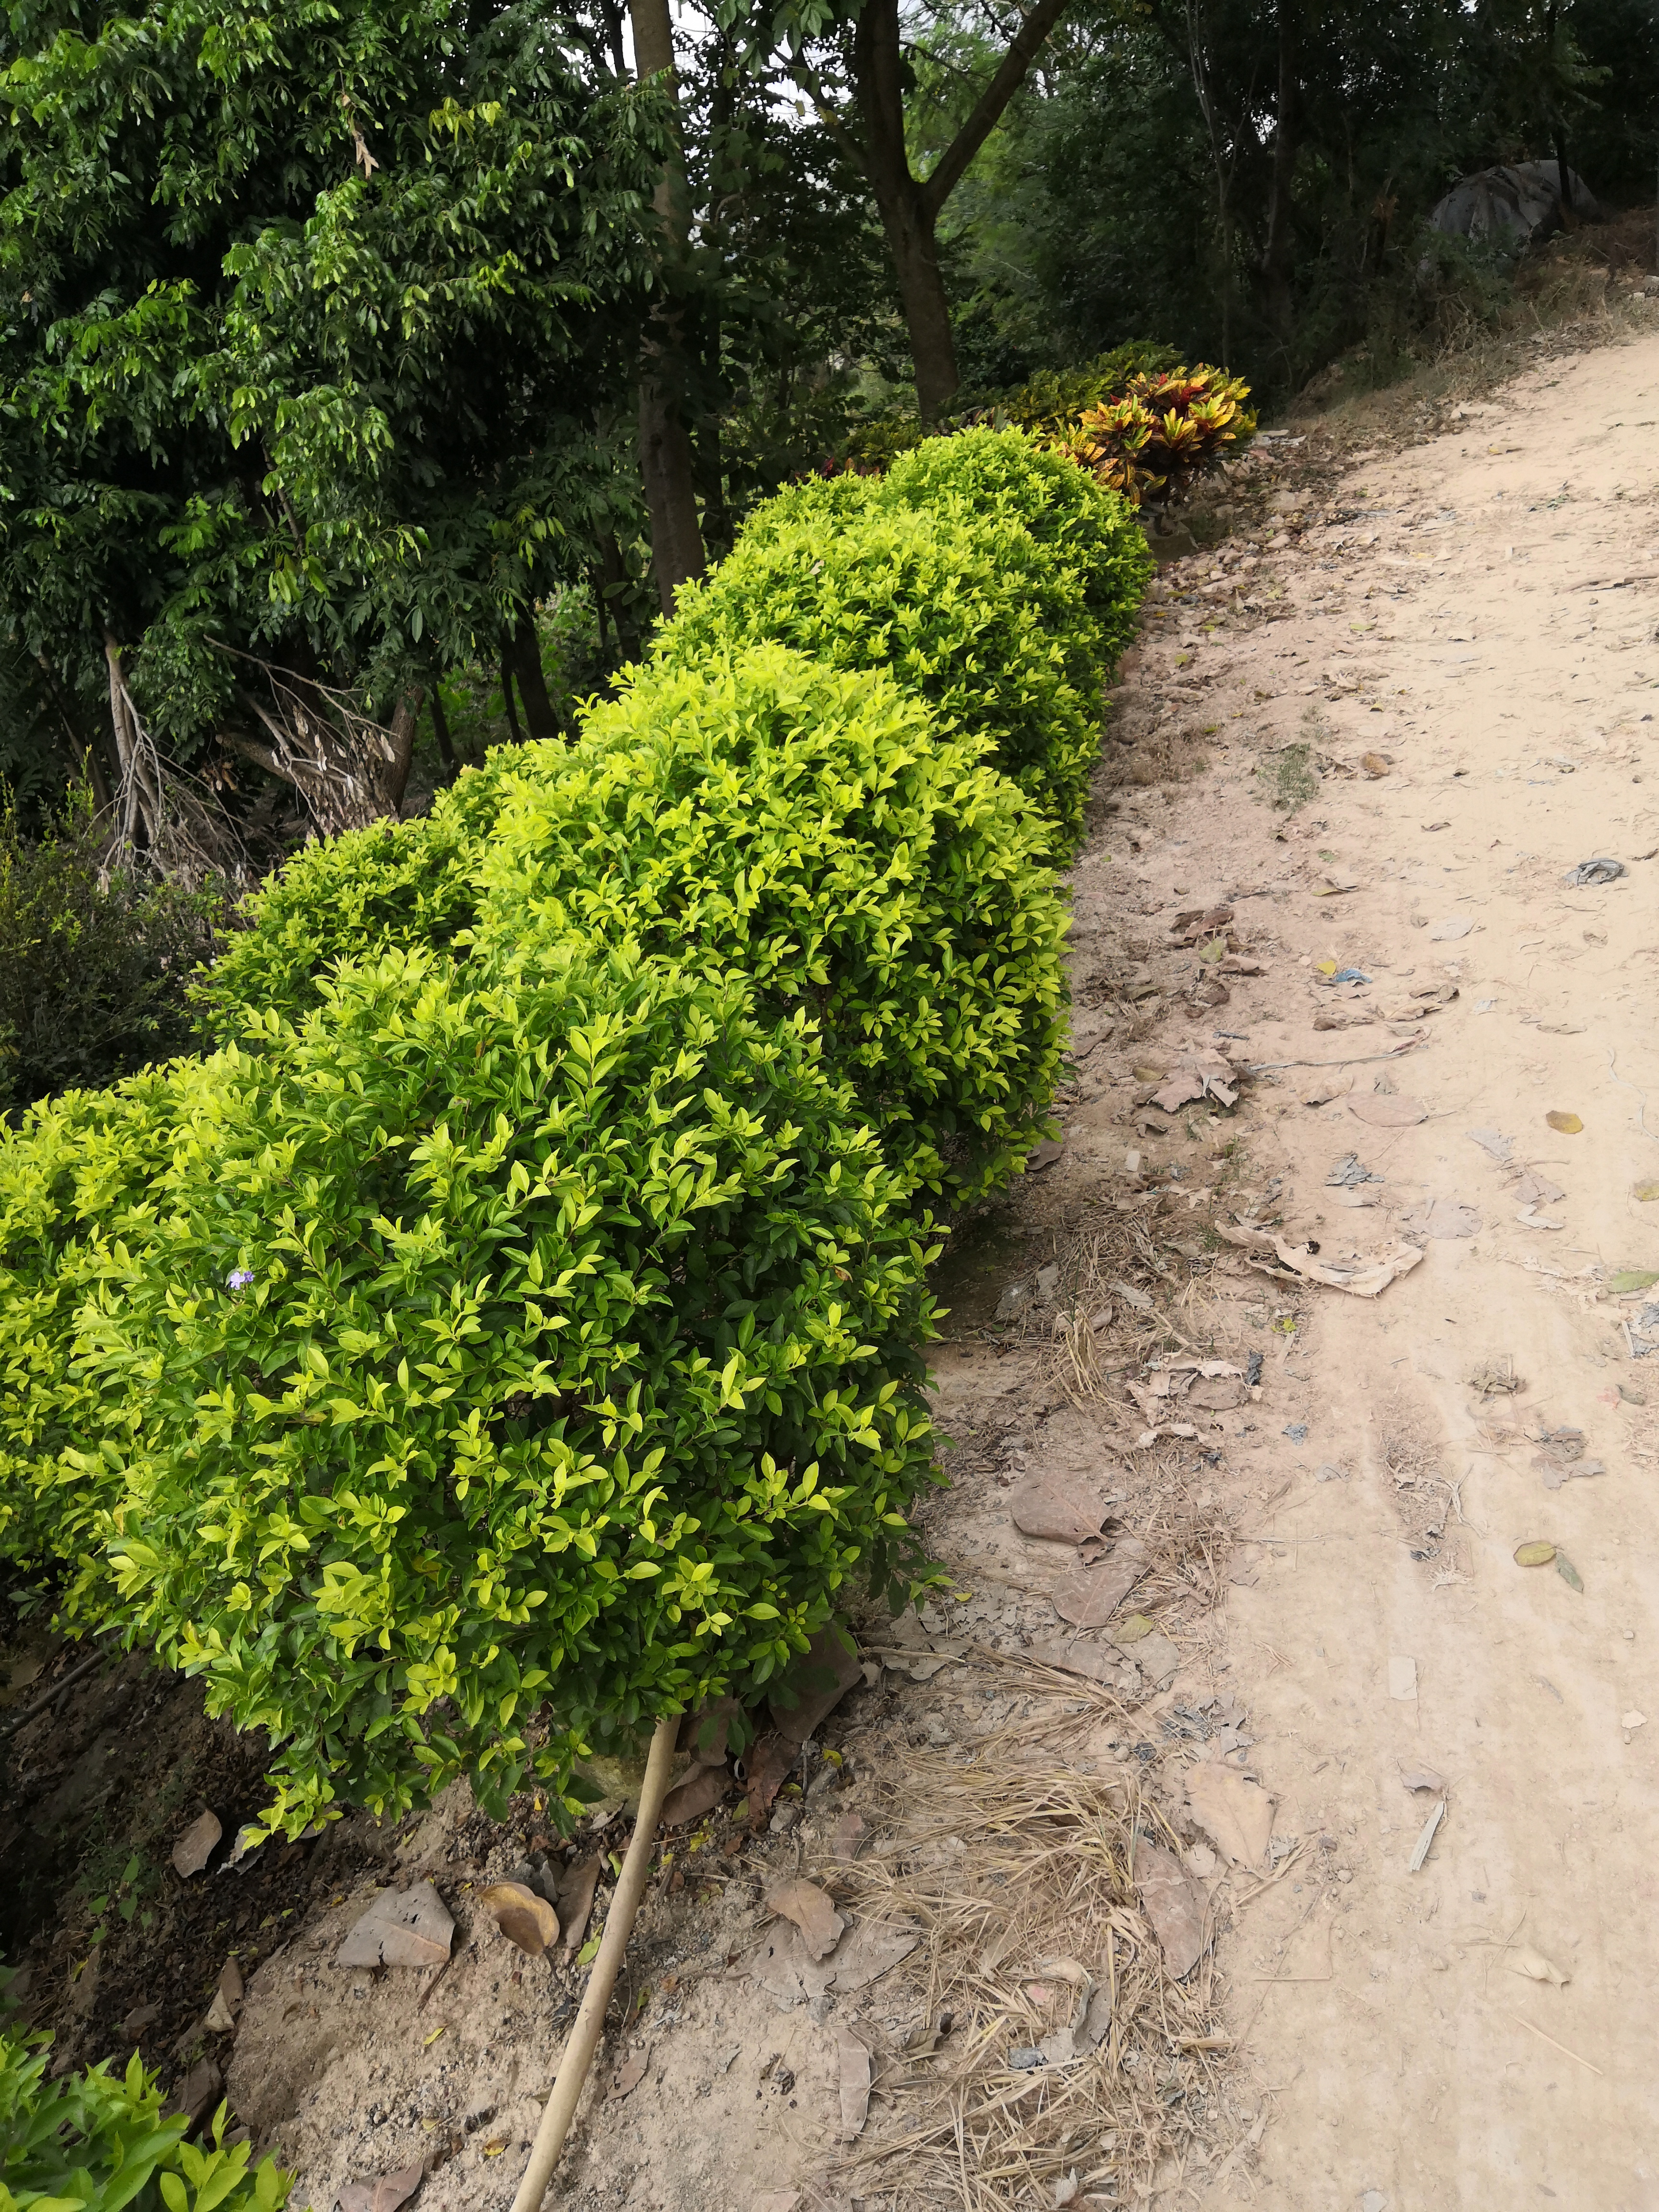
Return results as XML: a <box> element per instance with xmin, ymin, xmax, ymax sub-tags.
<box><xmin>1348</xmin><ymin>1092</ymin><xmax>1429</xmax><ymax>1127</ymax></box>
<box><xmin>556</xmin><ymin>1856</ymin><xmax>601</xmax><ymax>1953</ymax></box>
<box><xmin>1507</xmin><ymin>1947</ymin><xmax>1569</xmax><ymax>1987</ymax></box>
<box><xmin>1134</xmin><ymin>1839</ymin><xmax>1208</xmax><ymax>1979</ymax></box>
<box><xmin>1215</xmin><ymin>1221</ymin><xmax>1425</xmax><ymax>1297</ymax></box>
<box><xmin>478</xmin><ymin>1881</ymin><xmax>558</xmax><ymax>1957</ymax></box>
<box><xmin>609</xmin><ymin>2047</ymin><xmax>650</xmax><ymax>2100</ymax></box>
<box><xmin>837</xmin><ymin>2030</ymin><xmax>872</xmax><ymax>2139</ymax></box>
<box><xmin>168</xmin><ymin>2059</ymin><xmax>222</xmax><ymax>2126</ymax></box>
<box><xmin>1398</xmin><ymin>1198</ymin><xmax>1480</xmax><ymax>1240</ymax></box>
<box><xmin>337</xmin><ymin>2161</ymin><xmax>424</xmax><ymax>2212</ymax></box>
<box><xmin>171</xmin><ymin>1811</ymin><xmax>222</xmax><ymax>1880</ymax></box>
<box><xmin>1028</xmin><ymin>1635</ymin><xmax>1133</xmax><ymax>1687</ymax></box>
<box><xmin>1184</xmin><ymin>1766</ymin><xmax>1274</xmax><ymax>1871</ymax></box>
<box><xmin>1186</xmin><ymin>1374</ymin><xmax>1250</xmax><ymax>1410</ymax></box>
<box><xmin>661</xmin><ymin>1763</ymin><xmax>731</xmax><ymax>1827</ymax></box>
<box><xmin>766</xmin><ymin>1878</ymin><xmax>844</xmax><ymax>1961</ymax></box>
<box><xmin>829</xmin><ymin>1810</ymin><xmax>867</xmax><ymax>1861</ymax></box>
<box><xmin>337</xmin><ymin>1883</ymin><xmax>453</xmax><ymax>1971</ymax></box>
<box><xmin>1009</xmin><ymin>1472</ymin><xmax>1111</xmax><ymax>1545</ymax></box>
<box><xmin>769</xmin><ymin>1622</ymin><xmax>863</xmax><ymax>1746</ymax></box>
<box><xmin>1399</xmin><ymin>1765</ymin><xmax>1446</xmax><ymax>1792</ymax></box>
<box><xmin>1052</xmin><ymin>1538</ymin><xmax>1148</xmax><ymax>1628</ymax></box>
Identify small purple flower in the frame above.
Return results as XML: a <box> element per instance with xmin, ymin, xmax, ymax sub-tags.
<box><xmin>227</xmin><ymin>1268</ymin><xmax>255</xmax><ymax>1292</ymax></box>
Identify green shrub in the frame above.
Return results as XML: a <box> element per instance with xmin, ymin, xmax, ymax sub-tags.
<box><xmin>969</xmin><ymin>341</ymin><xmax>1181</xmax><ymax>441</ymax></box>
<box><xmin>0</xmin><ymin>2028</ymin><xmax>289</xmax><ymax>2212</ymax></box>
<box><xmin>201</xmin><ymin>754</ymin><xmax>513</xmax><ymax>1039</ymax></box>
<box><xmin>473</xmin><ymin>645</ymin><xmax>1068</xmax><ymax>1200</ymax></box>
<box><xmin>654</xmin><ymin>504</ymin><xmax>1107</xmax><ymax>847</ymax></box>
<box><xmin>23</xmin><ymin>942</ymin><xmax>938</xmax><ymax>1832</ymax></box>
<box><xmin>0</xmin><ymin>786</ymin><xmax>225</xmax><ymax>1113</ymax></box>
<box><xmin>880</xmin><ymin>429</ymin><xmax>1153</xmax><ymax>664</ymax></box>
<box><xmin>741</xmin><ymin>427</ymin><xmax>1151</xmax><ymax>651</ymax></box>
<box><xmin>0</xmin><ymin>1070</ymin><xmax>180</xmax><ymax>1575</ymax></box>
<box><xmin>202</xmin><ymin>432</ymin><xmax>1144</xmax><ymax>1030</ymax></box>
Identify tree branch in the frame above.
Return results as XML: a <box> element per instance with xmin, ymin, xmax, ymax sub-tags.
<box><xmin>919</xmin><ymin>0</ymin><xmax>1073</xmax><ymax>219</ymax></box>
<box><xmin>218</xmin><ymin>728</ymin><xmax>288</xmax><ymax>783</ymax></box>
<box><xmin>782</xmin><ymin>56</ymin><xmax>865</xmax><ymax>169</ymax></box>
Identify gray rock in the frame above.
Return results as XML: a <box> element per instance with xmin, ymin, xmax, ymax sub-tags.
<box><xmin>1428</xmin><ymin>159</ymin><xmax>1598</xmax><ymax>247</ymax></box>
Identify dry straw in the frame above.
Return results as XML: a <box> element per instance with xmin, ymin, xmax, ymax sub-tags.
<box><xmin>811</xmin><ymin>1748</ymin><xmax>1227</xmax><ymax>2209</ymax></box>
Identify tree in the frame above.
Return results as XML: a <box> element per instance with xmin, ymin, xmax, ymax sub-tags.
<box><xmin>932</xmin><ymin>0</ymin><xmax>1636</xmax><ymax>402</ymax></box>
<box><xmin>630</xmin><ymin>0</ymin><xmax>709</xmax><ymax>610</ymax></box>
<box><xmin>718</xmin><ymin>0</ymin><xmax>1084</xmax><ymax>419</ymax></box>
<box><xmin>0</xmin><ymin>0</ymin><xmax>669</xmax><ymax>836</ymax></box>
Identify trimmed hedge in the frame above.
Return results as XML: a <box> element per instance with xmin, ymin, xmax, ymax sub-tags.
<box><xmin>0</xmin><ymin>2031</ymin><xmax>289</xmax><ymax>2212</ymax></box>
<box><xmin>203</xmin><ymin>432</ymin><xmax>1149</xmax><ymax>1037</ymax></box>
<box><xmin>473</xmin><ymin>644</ymin><xmax>1068</xmax><ymax>1199</ymax></box>
<box><xmin>0</xmin><ymin>430</ymin><xmax>1148</xmax><ymax>1839</ymax></box>
<box><xmin>13</xmin><ymin>942</ymin><xmax>939</xmax><ymax>1831</ymax></box>
<box><xmin>744</xmin><ymin>428</ymin><xmax>1152</xmax><ymax>669</ymax></box>
<box><xmin>0</xmin><ymin>1070</ymin><xmax>180</xmax><ymax>1575</ymax></box>
<box><xmin>201</xmin><ymin>752</ymin><xmax>514</xmax><ymax>1039</ymax></box>
<box><xmin>882</xmin><ymin>429</ymin><xmax>1153</xmax><ymax>658</ymax></box>
<box><xmin>654</xmin><ymin>503</ymin><xmax>1106</xmax><ymax>847</ymax></box>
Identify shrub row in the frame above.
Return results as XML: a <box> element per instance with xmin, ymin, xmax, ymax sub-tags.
<box><xmin>6</xmin><ymin>945</ymin><xmax>942</xmax><ymax>1827</ymax></box>
<box><xmin>202</xmin><ymin>428</ymin><xmax>1151</xmax><ymax>1045</ymax></box>
<box><xmin>1</xmin><ymin>428</ymin><xmax>1150</xmax><ymax>1835</ymax></box>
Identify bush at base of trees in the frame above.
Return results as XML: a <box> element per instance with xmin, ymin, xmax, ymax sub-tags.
<box><xmin>654</xmin><ymin>502</ymin><xmax>1109</xmax><ymax>848</ymax></box>
<box><xmin>0</xmin><ymin>788</ymin><xmax>226</xmax><ymax>1115</ymax></box>
<box><xmin>4</xmin><ymin>943</ymin><xmax>941</xmax><ymax>1833</ymax></box>
<box><xmin>473</xmin><ymin>644</ymin><xmax>1069</xmax><ymax>1200</ymax></box>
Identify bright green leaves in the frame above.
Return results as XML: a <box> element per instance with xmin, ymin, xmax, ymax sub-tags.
<box><xmin>470</xmin><ymin>644</ymin><xmax>1069</xmax><ymax>1202</ymax></box>
<box><xmin>3</xmin><ymin>940</ymin><xmax>940</xmax><ymax>1832</ymax></box>
<box><xmin>0</xmin><ymin>2027</ymin><xmax>289</xmax><ymax>2212</ymax></box>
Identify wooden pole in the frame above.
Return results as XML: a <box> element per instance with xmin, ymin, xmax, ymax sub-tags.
<box><xmin>509</xmin><ymin>1716</ymin><xmax>680</xmax><ymax>2212</ymax></box>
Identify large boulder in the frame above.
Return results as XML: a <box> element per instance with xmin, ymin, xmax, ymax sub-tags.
<box><xmin>1428</xmin><ymin>159</ymin><xmax>1599</xmax><ymax>247</ymax></box>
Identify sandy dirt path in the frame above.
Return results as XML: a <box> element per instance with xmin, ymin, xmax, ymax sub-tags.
<box><xmin>1101</xmin><ymin>327</ymin><xmax>1659</xmax><ymax>2209</ymax></box>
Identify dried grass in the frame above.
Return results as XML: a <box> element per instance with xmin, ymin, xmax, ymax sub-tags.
<box><xmin>813</xmin><ymin>1752</ymin><xmax>1228</xmax><ymax>2209</ymax></box>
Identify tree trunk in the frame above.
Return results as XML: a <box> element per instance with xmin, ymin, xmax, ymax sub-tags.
<box><xmin>630</xmin><ymin>0</ymin><xmax>706</xmax><ymax>614</ymax></box>
<box><xmin>380</xmin><ymin>688</ymin><xmax>422</xmax><ymax>816</ymax></box>
<box><xmin>500</xmin><ymin>655</ymin><xmax>523</xmax><ymax>745</ymax></box>
<box><xmin>1259</xmin><ymin>0</ymin><xmax>1298</xmax><ymax>352</ymax></box>
<box><xmin>596</xmin><ymin>531</ymin><xmax>641</xmax><ymax>665</ymax></box>
<box><xmin>638</xmin><ymin>367</ymin><xmax>706</xmax><ymax>613</ymax></box>
<box><xmin>854</xmin><ymin>0</ymin><xmax>959</xmax><ymax>420</ymax></box>
<box><xmin>430</xmin><ymin>682</ymin><xmax>458</xmax><ymax>773</ymax></box>
<box><xmin>509</xmin><ymin>614</ymin><xmax>561</xmax><ymax>744</ymax></box>
<box><xmin>848</xmin><ymin>0</ymin><xmax>1074</xmax><ymax>422</ymax></box>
